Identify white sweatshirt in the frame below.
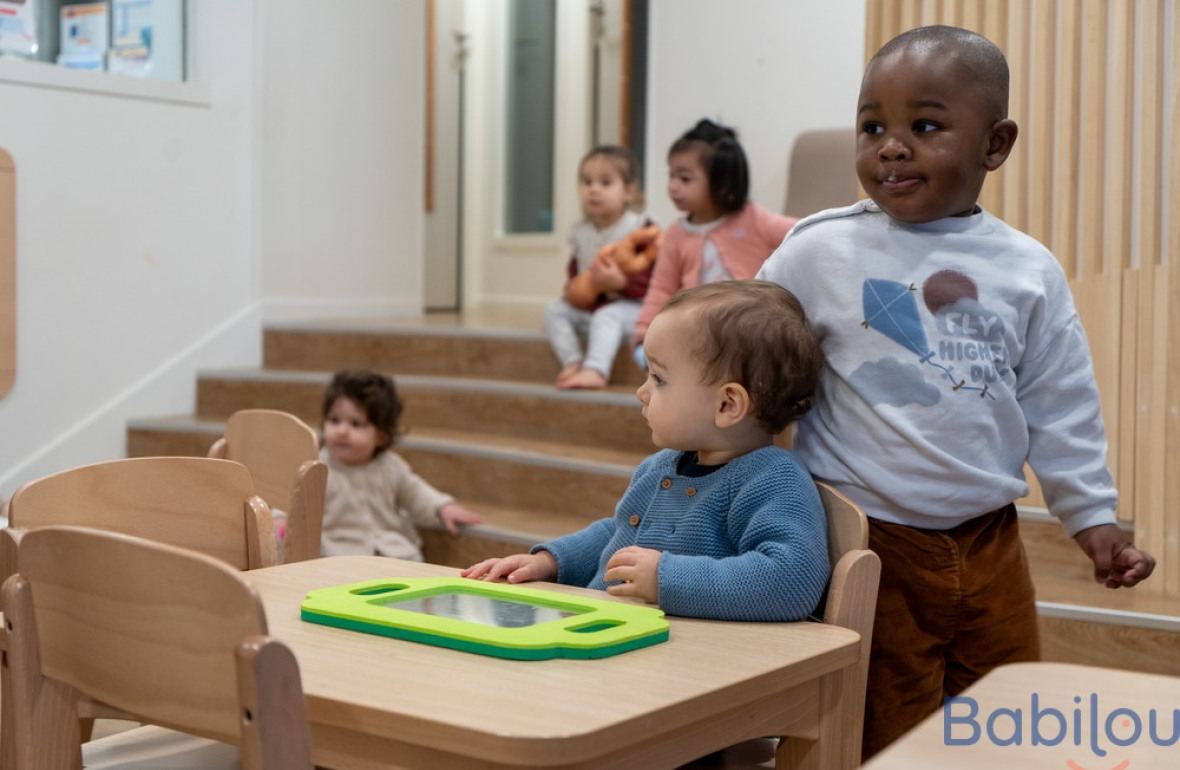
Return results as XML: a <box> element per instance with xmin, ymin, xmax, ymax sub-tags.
<box><xmin>757</xmin><ymin>200</ymin><xmax>1117</xmax><ymax>535</ymax></box>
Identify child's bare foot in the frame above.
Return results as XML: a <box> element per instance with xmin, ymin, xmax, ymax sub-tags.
<box><xmin>560</xmin><ymin>368</ymin><xmax>608</xmax><ymax>389</ymax></box>
<box><xmin>555</xmin><ymin>362</ymin><xmax>582</xmax><ymax>387</ymax></box>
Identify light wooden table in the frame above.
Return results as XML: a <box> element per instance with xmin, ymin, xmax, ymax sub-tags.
<box><xmin>864</xmin><ymin>661</ymin><xmax>1180</xmax><ymax>769</ymax></box>
<box><xmin>245</xmin><ymin>555</ymin><xmax>862</xmax><ymax>769</ymax></box>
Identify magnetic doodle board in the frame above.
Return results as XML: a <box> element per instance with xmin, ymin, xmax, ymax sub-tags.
<box><xmin>300</xmin><ymin>577</ymin><xmax>670</xmax><ymax>660</ymax></box>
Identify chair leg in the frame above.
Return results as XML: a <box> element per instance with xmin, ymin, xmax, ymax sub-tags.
<box><xmin>3</xmin><ymin>576</ymin><xmax>82</xmax><ymax>770</ymax></box>
<box><xmin>236</xmin><ymin>637</ymin><xmax>313</xmax><ymax>770</ymax></box>
<box><xmin>2</xmin><ymin>649</ymin><xmax>14</xmax><ymax>770</ymax></box>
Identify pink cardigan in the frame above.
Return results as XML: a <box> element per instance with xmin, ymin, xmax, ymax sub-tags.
<box><xmin>633</xmin><ymin>203</ymin><xmax>797</xmax><ymax>344</ymax></box>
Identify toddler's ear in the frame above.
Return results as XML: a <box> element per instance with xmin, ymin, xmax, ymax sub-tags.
<box><xmin>984</xmin><ymin>119</ymin><xmax>1019</xmax><ymax>171</ymax></box>
<box><xmin>714</xmin><ymin>382</ymin><xmax>752</xmax><ymax>429</ymax></box>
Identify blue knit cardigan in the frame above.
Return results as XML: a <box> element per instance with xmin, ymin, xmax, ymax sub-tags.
<box><xmin>533</xmin><ymin>446</ymin><xmax>830</xmax><ymax>621</ymax></box>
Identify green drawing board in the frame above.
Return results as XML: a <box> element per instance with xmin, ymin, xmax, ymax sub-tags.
<box><xmin>300</xmin><ymin>576</ymin><xmax>669</xmax><ymax>660</ymax></box>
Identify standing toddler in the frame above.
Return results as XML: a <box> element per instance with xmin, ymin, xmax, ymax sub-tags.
<box><xmin>758</xmin><ymin>25</ymin><xmax>1155</xmax><ymax>759</ymax></box>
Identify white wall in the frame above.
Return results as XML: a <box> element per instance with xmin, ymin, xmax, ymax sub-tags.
<box><xmin>260</xmin><ymin>0</ymin><xmax>426</xmax><ymax>321</ymax></box>
<box><xmin>644</xmin><ymin>0</ymin><xmax>865</xmax><ymax>226</ymax></box>
<box><xmin>0</xmin><ymin>0</ymin><xmax>858</xmax><ymax>496</ymax></box>
<box><xmin>465</xmin><ymin>0</ymin><xmax>867</xmax><ymax>307</ymax></box>
<box><xmin>0</xmin><ymin>0</ymin><xmax>428</xmax><ymax>499</ymax></box>
<box><xmin>0</xmin><ymin>0</ymin><xmax>259</xmax><ymax>498</ymax></box>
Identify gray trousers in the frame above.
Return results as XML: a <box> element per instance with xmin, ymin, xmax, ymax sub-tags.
<box><xmin>544</xmin><ymin>298</ymin><xmax>641</xmax><ymax>377</ymax></box>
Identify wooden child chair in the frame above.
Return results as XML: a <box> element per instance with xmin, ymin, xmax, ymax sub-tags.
<box><xmin>2</xmin><ymin>525</ymin><xmax>313</xmax><ymax>769</ymax></box>
<box><xmin>782</xmin><ymin>129</ymin><xmax>859</xmax><ymax>219</ymax></box>
<box><xmin>778</xmin><ymin>482</ymin><xmax>881</xmax><ymax>769</ymax></box>
<box><xmin>0</xmin><ymin>456</ymin><xmax>277</xmax><ymax>584</ymax></box>
<box><xmin>208</xmin><ymin>409</ymin><xmax>327</xmax><ymax>564</ymax></box>
<box><xmin>0</xmin><ymin>456</ymin><xmax>277</xmax><ymax>769</ymax></box>
<box><xmin>682</xmin><ymin>481</ymin><xmax>881</xmax><ymax>770</ymax></box>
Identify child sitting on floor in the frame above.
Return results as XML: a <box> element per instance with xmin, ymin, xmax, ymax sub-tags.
<box><xmin>464</xmin><ymin>281</ymin><xmax>830</xmax><ymax>621</ymax></box>
<box><xmin>320</xmin><ymin>369</ymin><xmax>482</xmax><ymax>559</ymax></box>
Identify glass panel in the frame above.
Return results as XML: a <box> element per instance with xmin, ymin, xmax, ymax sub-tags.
<box><xmin>378</xmin><ymin>590</ymin><xmax>586</xmax><ymax>628</ymax></box>
<box><xmin>503</xmin><ymin>0</ymin><xmax>555</xmax><ymax>234</ymax></box>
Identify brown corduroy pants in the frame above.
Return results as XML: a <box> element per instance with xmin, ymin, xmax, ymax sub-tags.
<box><xmin>861</xmin><ymin>504</ymin><xmax>1041</xmax><ymax>761</ymax></box>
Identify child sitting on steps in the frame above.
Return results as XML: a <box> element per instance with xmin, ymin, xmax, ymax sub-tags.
<box><xmin>465</xmin><ymin>280</ymin><xmax>830</xmax><ymax>621</ymax></box>
<box><xmin>545</xmin><ymin>145</ymin><xmax>657</xmax><ymax>390</ymax></box>
<box><xmin>631</xmin><ymin>119</ymin><xmax>797</xmax><ymax>368</ymax></box>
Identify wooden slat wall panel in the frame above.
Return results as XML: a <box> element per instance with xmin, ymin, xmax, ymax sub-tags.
<box><xmin>1127</xmin><ymin>1</ymin><xmax>1160</xmax><ymax>535</ymax></box>
<box><xmin>1051</xmin><ymin>0</ymin><xmax>1081</xmax><ymax>277</ymax></box>
<box><xmin>1166</xmin><ymin>0</ymin><xmax>1180</xmax><ymax>595</ymax></box>
<box><xmin>1000</xmin><ymin>3</ymin><xmax>1028</xmax><ymax>231</ymax></box>
<box><xmin>941</xmin><ymin>0</ymin><xmax>959</xmax><ymax>27</ymax></box>
<box><xmin>1109</xmin><ymin>3</ymin><xmax>1137</xmax><ymax>525</ymax></box>
<box><xmin>1027</xmin><ymin>0</ymin><xmax>1056</xmax><ymax>246</ymax></box>
<box><xmin>866</xmin><ymin>0</ymin><xmax>1178</xmax><ymax>597</ymax></box>
<box><xmin>899</xmin><ymin>0</ymin><xmax>922</xmax><ymax>33</ymax></box>
<box><xmin>1078</xmin><ymin>0</ymin><xmax>1107</xmax><ymax>279</ymax></box>
<box><xmin>977</xmin><ymin>1</ymin><xmax>1005</xmax><ymax>215</ymax></box>
<box><xmin>1104</xmin><ymin>1</ymin><xmax>1134</xmax><ymax>277</ymax></box>
<box><xmin>1073</xmin><ymin>1</ymin><xmax>1121</xmax><ymax>536</ymax></box>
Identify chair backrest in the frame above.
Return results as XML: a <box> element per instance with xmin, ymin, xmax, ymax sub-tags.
<box><xmin>208</xmin><ymin>409</ymin><xmax>327</xmax><ymax>564</ymax></box>
<box><xmin>814</xmin><ymin>482</ymin><xmax>881</xmax><ymax>767</ymax></box>
<box><xmin>3</xmin><ymin>456</ymin><xmax>276</xmax><ymax>578</ymax></box>
<box><xmin>1</xmin><ymin>526</ymin><xmax>313</xmax><ymax>769</ymax></box>
<box><xmin>783</xmin><ymin>129</ymin><xmax>859</xmax><ymax>219</ymax></box>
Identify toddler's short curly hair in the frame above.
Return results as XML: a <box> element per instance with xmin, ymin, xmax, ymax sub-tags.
<box><xmin>661</xmin><ymin>280</ymin><xmax>824</xmax><ymax>434</ymax></box>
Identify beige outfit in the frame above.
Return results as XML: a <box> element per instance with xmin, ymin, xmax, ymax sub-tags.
<box><xmin>319</xmin><ymin>448</ymin><xmax>452</xmax><ymax>560</ymax></box>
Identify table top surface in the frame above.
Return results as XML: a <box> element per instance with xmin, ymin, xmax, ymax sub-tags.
<box><xmin>245</xmin><ymin>556</ymin><xmax>860</xmax><ymax>762</ymax></box>
<box><xmin>863</xmin><ymin>661</ymin><xmax>1180</xmax><ymax>769</ymax></box>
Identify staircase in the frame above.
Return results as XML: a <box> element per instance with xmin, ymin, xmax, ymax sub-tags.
<box><xmin>126</xmin><ymin>314</ymin><xmax>1180</xmax><ymax>677</ymax></box>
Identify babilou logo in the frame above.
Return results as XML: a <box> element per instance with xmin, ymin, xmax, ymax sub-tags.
<box><xmin>944</xmin><ymin>692</ymin><xmax>1178</xmax><ymax>764</ymax></box>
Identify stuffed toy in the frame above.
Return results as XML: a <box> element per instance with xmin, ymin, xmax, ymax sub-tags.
<box><xmin>565</xmin><ymin>224</ymin><xmax>661</xmax><ymax>311</ymax></box>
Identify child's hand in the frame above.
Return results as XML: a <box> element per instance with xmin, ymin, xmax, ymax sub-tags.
<box><xmin>1073</xmin><ymin>523</ymin><xmax>1156</xmax><ymax>588</ymax></box>
<box><xmin>438</xmin><ymin>502</ymin><xmax>483</xmax><ymax>535</ymax></box>
<box><xmin>589</xmin><ymin>252</ymin><xmax>627</xmax><ymax>292</ymax></box>
<box><xmin>460</xmin><ymin>551</ymin><xmax>557</xmax><ymax>583</ymax></box>
<box><xmin>603</xmin><ymin>546</ymin><xmax>662</xmax><ymax>603</ymax></box>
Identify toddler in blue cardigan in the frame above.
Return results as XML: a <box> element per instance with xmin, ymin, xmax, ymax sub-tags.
<box><xmin>462</xmin><ymin>280</ymin><xmax>830</xmax><ymax>621</ymax></box>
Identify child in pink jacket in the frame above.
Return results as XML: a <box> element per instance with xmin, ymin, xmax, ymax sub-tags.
<box><xmin>632</xmin><ymin>119</ymin><xmax>797</xmax><ymax>365</ymax></box>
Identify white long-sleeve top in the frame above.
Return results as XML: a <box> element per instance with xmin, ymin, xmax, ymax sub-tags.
<box><xmin>319</xmin><ymin>448</ymin><xmax>453</xmax><ymax>559</ymax></box>
<box><xmin>757</xmin><ymin>200</ymin><xmax>1117</xmax><ymax>535</ymax></box>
